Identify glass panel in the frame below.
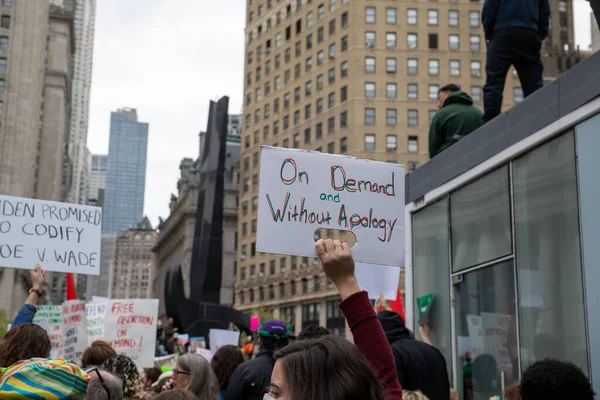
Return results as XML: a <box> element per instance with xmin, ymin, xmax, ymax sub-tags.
<box><xmin>514</xmin><ymin>132</ymin><xmax>588</xmax><ymax>375</ymax></box>
<box><xmin>451</xmin><ymin>166</ymin><xmax>511</xmax><ymax>271</ymax></box>
<box><xmin>454</xmin><ymin>261</ymin><xmax>518</xmax><ymax>400</ymax></box>
<box><xmin>413</xmin><ymin>197</ymin><xmax>452</xmax><ymax>380</ymax></box>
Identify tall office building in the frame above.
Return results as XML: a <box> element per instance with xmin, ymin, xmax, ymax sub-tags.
<box><xmin>235</xmin><ymin>0</ymin><xmax>575</xmax><ymax>334</ymax></box>
<box><xmin>88</xmin><ymin>154</ymin><xmax>107</xmax><ymax>206</ymax></box>
<box><xmin>102</xmin><ymin>108</ymin><xmax>149</xmax><ymax>234</ymax></box>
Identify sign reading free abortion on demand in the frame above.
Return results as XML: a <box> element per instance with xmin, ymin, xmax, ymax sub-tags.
<box><xmin>0</xmin><ymin>194</ymin><xmax>102</xmax><ymax>274</ymax></box>
<box><xmin>257</xmin><ymin>147</ymin><xmax>405</xmax><ymax>267</ymax></box>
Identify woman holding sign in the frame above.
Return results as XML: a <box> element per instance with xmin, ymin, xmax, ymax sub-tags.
<box><xmin>264</xmin><ymin>239</ymin><xmax>402</xmax><ymax>400</ymax></box>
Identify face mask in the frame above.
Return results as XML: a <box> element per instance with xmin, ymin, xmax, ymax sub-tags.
<box><xmin>263</xmin><ymin>394</ymin><xmax>275</xmax><ymax>400</ymax></box>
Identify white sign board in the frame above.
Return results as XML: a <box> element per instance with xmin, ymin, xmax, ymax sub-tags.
<box><xmin>104</xmin><ymin>299</ymin><xmax>159</xmax><ymax>368</ymax></box>
<box><xmin>257</xmin><ymin>147</ymin><xmax>405</xmax><ymax>266</ymax></box>
<box><xmin>86</xmin><ymin>303</ymin><xmax>107</xmax><ymax>344</ymax></box>
<box><xmin>209</xmin><ymin>329</ymin><xmax>240</xmax><ymax>352</ymax></box>
<box><xmin>355</xmin><ymin>263</ymin><xmax>401</xmax><ymax>300</ymax></box>
<box><xmin>62</xmin><ymin>301</ymin><xmax>88</xmax><ymax>362</ymax></box>
<box><xmin>33</xmin><ymin>305</ymin><xmax>63</xmax><ymax>358</ymax></box>
<box><xmin>0</xmin><ymin>195</ymin><xmax>102</xmax><ymax>274</ymax></box>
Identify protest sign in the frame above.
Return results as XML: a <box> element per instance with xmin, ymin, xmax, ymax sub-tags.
<box><xmin>209</xmin><ymin>329</ymin><xmax>240</xmax><ymax>352</ymax></box>
<box><xmin>33</xmin><ymin>305</ymin><xmax>63</xmax><ymax>358</ymax></box>
<box><xmin>86</xmin><ymin>303</ymin><xmax>107</xmax><ymax>344</ymax></box>
<box><xmin>481</xmin><ymin>312</ymin><xmax>513</xmax><ymax>371</ymax></box>
<box><xmin>354</xmin><ymin>263</ymin><xmax>400</xmax><ymax>299</ymax></box>
<box><xmin>62</xmin><ymin>300</ymin><xmax>88</xmax><ymax>362</ymax></box>
<box><xmin>0</xmin><ymin>195</ymin><xmax>102</xmax><ymax>274</ymax></box>
<box><xmin>257</xmin><ymin>147</ymin><xmax>405</xmax><ymax>266</ymax></box>
<box><xmin>104</xmin><ymin>299</ymin><xmax>159</xmax><ymax>368</ymax></box>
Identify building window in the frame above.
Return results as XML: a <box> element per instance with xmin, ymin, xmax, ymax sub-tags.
<box><xmin>386</xmin><ymin>32</ymin><xmax>397</xmax><ymax>48</ymax></box>
<box><xmin>329</xmin><ymin>0</ymin><xmax>336</xmax><ymax>12</ymax></box>
<box><xmin>316</xmin><ymin>123</ymin><xmax>323</xmax><ymax>138</ymax></box>
<box><xmin>386</xmin><ymin>83</ymin><xmax>397</xmax><ymax>99</ymax></box>
<box><xmin>386</xmin><ymin>108</ymin><xmax>397</xmax><ymax>125</ymax></box>
<box><xmin>469</xmin><ymin>11</ymin><xmax>480</xmax><ymax>27</ymax></box>
<box><xmin>317</xmin><ymin>50</ymin><xmax>324</xmax><ymax>66</ymax></box>
<box><xmin>0</xmin><ymin>36</ymin><xmax>8</xmax><ymax>49</ymax></box>
<box><xmin>302</xmin><ymin>303</ymin><xmax>320</xmax><ymax>329</ymax></box>
<box><xmin>407</xmin><ymin>110</ymin><xmax>418</xmax><ymax>126</ymax></box>
<box><xmin>316</xmin><ymin>98</ymin><xmax>323</xmax><ymax>114</ymax></box>
<box><xmin>408</xmin><ymin>83</ymin><xmax>418</xmax><ymax>99</ymax></box>
<box><xmin>365</xmin><ymin>108</ymin><xmax>375</xmax><ymax>125</ymax></box>
<box><xmin>329</xmin><ymin>19</ymin><xmax>336</xmax><ymax>35</ymax></box>
<box><xmin>279</xmin><ymin>283</ymin><xmax>285</xmax><ymax>298</ymax></box>
<box><xmin>0</xmin><ymin>15</ymin><xmax>9</xmax><ymax>28</ymax></box>
<box><xmin>365</xmin><ymin>57</ymin><xmax>376</xmax><ymax>73</ymax></box>
<box><xmin>428</xmin><ymin>9</ymin><xmax>438</xmax><ymax>25</ymax></box>
<box><xmin>2</xmin><ymin>0</ymin><xmax>12</xmax><ymax>8</ymax></box>
<box><xmin>471</xmin><ymin>86</ymin><xmax>482</xmax><ymax>102</ymax></box>
<box><xmin>429</xmin><ymin>84</ymin><xmax>439</xmax><ymax>100</ymax></box>
<box><xmin>365</xmin><ymin>31</ymin><xmax>376</xmax><ymax>47</ymax></box>
<box><xmin>318</xmin><ymin>3</ymin><xmax>325</xmax><ymax>19</ymax></box>
<box><xmin>364</xmin><ymin>134</ymin><xmax>376</xmax><ymax>151</ymax></box>
<box><xmin>449</xmin><ymin>34</ymin><xmax>459</xmax><ymax>50</ymax></box>
<box><xmin>386</xmin><ymin>135</ymin><xmax>397</xmax><ymax>151</ymax></box>
<box><xmin>386</xmin><ymin>58</ymin><xmax>397</xmax><ymax>73</ymax></box>
<box><xmin>407</xmin><ymin>33</ymin><xmax>417</xmax><ymax>49</ymax></box>
<box><xmin>449</xmin><ymin>10</ymin><xmax>459</xmax><ymax>26</ymax></box>
<box><xmin>337</xmin><ymin>136</ymin><xmax>346</xmax><ymax>153</ymax></box>
<box><xmin>291</xmin><ymin>281</ymin><xmax>296</xmax><ymax>295</ymax></box>
<box><xmin>341</xmin><ymin>35</ymin><xmax>348</xmax><ymax>52</ymax></box>
<box><xmin>293</xmin><ymin>133</ymin><xmax>300</xmax><ymax>147</ymax></box>
<box><xmin>305</xmin><ymin>104</ymin><xmax>311</xmax><ymax>119</ymax></box>
<box><xmin>340</xmin><ymin>85</ymin><xmax>348</xmax><ymax>102</ymax></box>
<box><xmin>559</xmin><ymin>0</ymin><xmax>567</xmax><ymax>12</ymax></box>
<box><xmin>428</xmin><ymin>59</ymin><xmax>439</xmax><ymax>75</ymax></box>
<box><xmin>285</xmin><ymin>48</ymin><xmax>291</xmax><ymax>63</ymax></box>
<box><xmin>428</xmin><ymin>33</ymin><xmax>438</xmax><ymax>49</ymax></box>
<box><xmin>264</xmin><ymin>103</ymin><xmax>271</xmax><ymax>118</ymax></box>
<box><xmin>429</xmin><ymin>109</ymin><xmax>437</xmax><ymax>123</ymax></box>
<box><xmin>240</xmin><ymin>291</ymin><xmax>245</xmax><ymax>304</ymax></box>
<box><xmin>317</xmin><ymin>74</ymin><xmax>324</xmax><ymax>91</ymax></box>
<box><xmin>365</xmin><ymin>82</ymin><xmax>375</xmax><ymax>98</ymax></box>
<box><xmin>341</xmin><ymin>11</ymin><xmax>348</xmax><ymax>28</ymax></box>
<box><xmin>295</xmin><ymin>41</ymin><xmax>301</xmax><ymax>57</ymax></box>
<box><xmin>407</xmin><ymin>58</ymin><xmax>418</xmax><ymax>74</ymax></box>
<box><xmin>328</xmin><ymin>92</ymin><xmax>335</xmax><ymax>108</ymax></box>
<box><xmin>471</xmin><ymin>60</ymin><xmax>482</xmax><ymax>77</ymax></box>
<box><xmin>0</xmin><ymin>57</ymin><xmax>6</xmax><ymax>72</ymax></box>
<box><xmin>307</xmin><ymin>11</ymin><xmax>314</xmax><ymax>28</ymax></box>
<box><xmin>281</xmin><ymin>257</ymin><xmax>287</xmax><ymax>272</ymax></box>
<box><xmin>305</xmin><ymin>80</ymin><xmax>312</xmax><ymax>96</ymax></box>
<box><xmin>328</xmin><ymin>117</ymin><xmax>335</xmax><ymax>133</ymax></box>
<box><xmin>340</xmin><ymin>110</ymin><xmax>347</xmax><ymax>127</ymax></box>
<box><xmin>470</xmin><ymin>35</ymin><xmax>481</xmax><ymax>51</ymax></box>
<box><xmin>408</xmin><ymin>136</ymin><xmax>419</xmax><ymax>152</ymax></box>
<box><xmin>306</xmin><ymin>34</ymin><xmax>313</xmax><ymax>51</ymax></box>
<box><xmin>450</xmin><ymin>60</ymin><xmax>460</xmax><ymax>76</ymax></box>
<box><xmin>274</xmin><ymin>120</ymin><xmax>280</xmax><ymax>134</ymax></box>
<box><xmin>317</xmin><ymin>26</ymin><xmax>324</xmax><ymax>43</ymax></box>
<box><xmin>514</xmin><ymin>87</ymin><xmax>524</xmax><ymax>102</ymax></box>
<box><xmin>381</xmin><ymin>7</ymin><xmax>396</xmax><ymax>25</ymax></box>
<box><xmin>341</xmin><ymin>61</ymin><xmax>348</xmax><ymax>77</ymax></box>
<box><xmin>326</xmin><ymin>299</ymin><xmax>346</xmax><ymax>337</ymax></box>
<box><xmin>329</xmin><ymin>43</ymin><xmax>336</xmax><ymax>58</ymax></box>
<box><xmin>314</xmin><ymin>276</ymin><xmax>321</xmax><ymax>292</ymax></box>
<box><xmin>407</xmin><ymin>8</ymin><xmax>417</xmax><ymax>25</ymax></box>
<box><xmin>304</xmin><ymin>128</ymin><xmax>311</xmax><ymax>144</ymax></box>
<box><xmin>365</xmin><ymin>7</ymin><xmax>376</xmax><ymax>23</ymax></box>
<box><xmin>328</xmin><ymin>142</ymin><xmax>335</xmax><ymax>153</ymax></box>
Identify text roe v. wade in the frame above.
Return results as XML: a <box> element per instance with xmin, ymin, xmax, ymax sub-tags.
<box><xmin>0</xmin><ymin>195</ymin><xmax>102</xmax><ymax>275</ymax></box>
<box><xmin>257</xmin><ymin>147</ymin><xmax>405</xmax><ymax>267</ymax></box>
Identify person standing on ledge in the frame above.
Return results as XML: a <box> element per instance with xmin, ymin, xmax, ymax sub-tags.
<box><xmin>482</xmin><ymin>0</ymin><xmax>550</xmax><ymax>123</ymax></box>
<box><xmin>429</xmin><ymin>84</ymin><xmax>483</xmax><ymax>158</ymax></box>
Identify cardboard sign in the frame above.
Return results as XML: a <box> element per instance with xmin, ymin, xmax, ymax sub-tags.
<box><xmin>104</xmin><ymin>299</ymin><xmax>159</xmax><ymax>368</ymax></box>
<box><xmin>0</xmin><ymin>195</ymin><xmax>102</xmax><ymax>274</ymax></box>
<box><xmin>257</xmin><ymin>147</ymin><xmax>405</xmax><ymax>266</ymax></box>
<box><xmin>62</xmin><ymin>300</ymin><xmax>88</xmax><ymax>362</ymax></box>
<box><xmin>86</xmin><ymin>303</ymin><xmax>107</xmax><ymax>344</ymax></box>
<box><xmin>209</xmin><ymin>329</ymin><xmax>240</xmax><ymax>352</ymax></box>
<box><xmin>355</xmin><ymin>263</ymin><xmax>400</xmax><ymax>300</ymax></box>
<box><xmin>33</xmin><ymin>305</ymin><xmax>63</xmax><ymax>358</ymax></box>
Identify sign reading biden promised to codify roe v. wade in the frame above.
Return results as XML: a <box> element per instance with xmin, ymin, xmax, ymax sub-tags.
<box><xmin>257</xmin><ymin>147</ymin><xmax>405</xmax><ymax>266</ymax></box>
<box><xmin>0</xmin><ymin>195</ymin><xmax>102</xmax><ymax>274</ymax></box>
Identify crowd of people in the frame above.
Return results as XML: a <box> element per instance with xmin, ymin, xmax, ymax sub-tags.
<box><xmin>0</xmin><ymin>239</ymin><xmax>594</xmax><ymax>399</ymax></box>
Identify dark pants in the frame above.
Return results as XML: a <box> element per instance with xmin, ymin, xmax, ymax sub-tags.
<box><xmin>483</xmin><ymin>28</ymin><xmax>543</xmax><ymax>123</ymax></box>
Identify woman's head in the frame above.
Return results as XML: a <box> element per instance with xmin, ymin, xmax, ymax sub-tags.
<box><xmin>270</xmin><ymin>335</ymin><xmax>385</xmax><ymax>400</ymax></box>
<box><xmin>175</xmin><ymin>354</ymin><xmax>218</xmax><ymax>399</ymax></box>
<box><xmin>402</xmin><ymin>391</ymin><xmax>430</xmax><ymax>400</ymax></box>
<box><xmin>81</xmin><ymin>340</ymin><xmax>117</xmax><ymax>368</ymax></box>
<box><xmin>154</xmin><ymin>388</ymin><xmax>199</xmax><ymax>400</ymax></box>
<box><xmin>0</xmin><ymin>324</ymin><xmax>51</xmax><ymax>367</ymax></box>
<box><xmin>211</xmin><ymin>345</ymin><xmax>244</xmax><ymax>391</ymax></box>
<box><xmin>143</xmin><ymin>366</ymin><xmax>162</xmax><ymax>388</ymax></box>
<box><xmin>101</xmin><ymin>354</ymin><xmax>143</xmax><ymax>397</ymax></box>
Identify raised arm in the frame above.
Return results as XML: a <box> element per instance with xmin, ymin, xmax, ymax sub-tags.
<box><xmin>11</xmin><ymin>265</ymin><xmax>46</xmax><ymax>328</ymax></box>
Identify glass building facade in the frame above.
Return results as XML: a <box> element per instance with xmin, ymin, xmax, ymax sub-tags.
<box><xmin>406</xmin><ymin>52</ymin><xmax>600</xmax><ymax>398</ymax></box>
<box><xmin>103</xmin><ymin>108</ymin><xmax>149</xmax><ymax>234</ymax></box>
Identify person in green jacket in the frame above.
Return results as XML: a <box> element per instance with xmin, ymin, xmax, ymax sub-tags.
<box><xmin>429</xmin><ymin>84</ymin><xmax>483</xmax><ymax>158</ymax></box>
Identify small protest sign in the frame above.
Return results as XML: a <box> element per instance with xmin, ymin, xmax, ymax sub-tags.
<box><xmin>104</xmin><ymin>299</ymin><xmax>159</xmax><ymax>368</ymax></box>
<box><xmin>62</xmin><ymin>300</ymin><xmax>88</xmax><ymax>362</ymax></box>
<box><xmin>209</xmin><ymin>329</ymin><xmax>240</xmax><ymax>352</ymax></box>
<box><xmin>0</xmin><ymin>195</ymin><xmax>102</xmax><ymax>274</ymax></box>
<box><xmin>86</xmin><ymin>303</ymin><xmax>107</xmax><ymax>344</ymax></box>
<box><xmin>257</xmin><ymin>147</ymin><xmax>405</xmax><ymax>266</ymax></box>
<box><xmin>33</xmin><ymin>305</ymin><xmax>63</xmax><ymax>358</ymax></box>
<box><xmin>354</xmin><ymin>263</ymin><xmax>400</xmax><ymax>300</ymax></box>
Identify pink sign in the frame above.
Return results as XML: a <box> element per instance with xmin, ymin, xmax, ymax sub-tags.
<box><xmin>250</xmin><ymin>316</ymin><xmax>260</xmax><ymax>332</ymax></box>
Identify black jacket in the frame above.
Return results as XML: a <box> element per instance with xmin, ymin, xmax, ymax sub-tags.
<box><xmin>224</xmin><ymin>352</ymin><xmax>273</xmax><ymax>400</ymax></box>
<box><xmin>482</xmin><ymin>0</ymin><xmax>550</xmax><ymax>41</ymax></box>
<box><xmin>378</xmin><ymin>311</ymin><xmax>450</xmax><ymax>400</ymax></box>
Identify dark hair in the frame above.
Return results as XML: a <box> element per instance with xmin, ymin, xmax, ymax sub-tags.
<box><xmin>211</xmin><ymin>345</ymin><xmax>244</xmax><ymax>391</ymax></box>
<box><xmin>439</xmin><ymin>84</ymin><xmax>461</xmax><ymax>93</ymax></box>
<box><xmin>154</xmin><ymin>389</ymin><xmax>199</xmax><ymax>400</ymax></box>
<box><xmin>143</xmin><ymin>367</ymin><xmax>162</xmax><ymax>385</ymax></box>
<box><xmin>101</xmin><ymin>355</ymin><xmax>143</xmax><ymax>397</ymax></box>
<box><xmin>261</xmin><ymin>335</ymin><xmax>289</xmax><ymax>357</ymax></box>
<box><xmin>520</xmin><ymin>359</ymin><xmax>594</xmax><ymax>400</ymax></box>
<box><xmin>82</xmin><ymin>340</ymin><xmax>117</xmax><ymax>368</ymax></box>
<box><xmin>297</xmin><ymin>325</ymin><xmax>330</xmax><ymax>341</ymax></box>
<box><xmin>0</xmin><ymin>323</ymin><xmax>51</xmax><ymax>367</ymax></box>
<box><xmin>274</xmin><ymin>335</ymin><xmax>385</xmax><ymax>400</ymax></box>
<box><xmin>87</xmin><ymin>370</ymin><xmax>123</xmax><ymax>400</ymax></box>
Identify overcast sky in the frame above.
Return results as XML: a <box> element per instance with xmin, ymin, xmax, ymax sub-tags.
<box><xmin>87</xmin><ymin>0</ymin><xmax>595</xmax><ymax>227</ymax></box>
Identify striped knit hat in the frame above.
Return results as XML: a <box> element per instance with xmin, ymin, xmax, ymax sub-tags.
<box><xmin>0</xmin><ymin>358</ymin><xmax>90</xmax><ymax>399</ymax></box>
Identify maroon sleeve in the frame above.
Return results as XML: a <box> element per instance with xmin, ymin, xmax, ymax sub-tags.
<box><xmin>339</xmin><ymin>291</ymin><xmax>403</xmax><ymax>400</ymax></box>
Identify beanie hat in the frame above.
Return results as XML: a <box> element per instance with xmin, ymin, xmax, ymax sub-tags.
<box><xmin>258</xmin><ymin>320</ymin><xmax>291</xmax><ymax>340</ymax></box>
<box><xmin>0</xmin><ymin>358</ymin><xmax>89</xmax><ymax>399</ymax></box>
